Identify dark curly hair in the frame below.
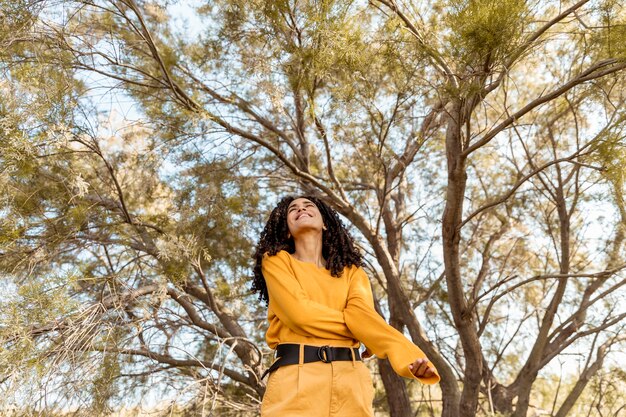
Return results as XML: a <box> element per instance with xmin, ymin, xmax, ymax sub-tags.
<box><xmin>252</xmin><ymin>195</ymin><xmax>363</xmax><ymax>303</ymax></box>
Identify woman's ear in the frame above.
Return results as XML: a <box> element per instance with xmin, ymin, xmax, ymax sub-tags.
<box><xmin>322</xmin><ymin>225</ymin><xmax>327</xmax><ymax>231</ymax></box>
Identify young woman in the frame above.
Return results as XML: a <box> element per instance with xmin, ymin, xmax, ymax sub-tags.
<box><xmin>252</xmin><ymin>196</ymin><xmax>439</xmax><ymax>416</ymax></box>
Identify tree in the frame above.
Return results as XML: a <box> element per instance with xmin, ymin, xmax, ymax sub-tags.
<box><xmin>1</xmin><ymin>1</ymin><xmax>625</xmax><ymax>416</ymax></box>
<box><xmin>1</xmin><ymin>10</ymin><xmax>266</xmax><ymax>412</ymax></box>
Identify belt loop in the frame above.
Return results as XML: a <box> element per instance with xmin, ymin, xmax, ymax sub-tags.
<box><xmin>350</xmin><ymin>347</ymin><xmax>356</xmax><ymax>367</ymax></box>
<box><xmin>297</xmin><ymin>344</ymin><xmax>304</xmax><ymax>393</ymax></box>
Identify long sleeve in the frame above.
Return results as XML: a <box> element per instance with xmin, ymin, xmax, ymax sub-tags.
<box><xmin>262</xmin><ymin>252</ymin><xmax>354</xmax><ymax>340</ymax></box>
<box><xmin>344</xmin><ymin>267</ymin><xmax>440</xmax><ymax>384</ymax></box>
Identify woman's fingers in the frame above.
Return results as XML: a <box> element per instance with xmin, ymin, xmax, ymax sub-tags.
<box><xmin>409</xmin><ymin>358</ymin><xmax>435</xmax><ymax>378</ymax></box>
<box><xmin>408</xmin><ymin>359</ymin><xmax>425</xmax><ymax>375</ymax></box>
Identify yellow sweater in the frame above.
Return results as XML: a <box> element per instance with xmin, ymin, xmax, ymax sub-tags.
<box><xmin>262</xmin><ymin>250</ymin><xmax>440</xmax><ymax>385</ymax></box>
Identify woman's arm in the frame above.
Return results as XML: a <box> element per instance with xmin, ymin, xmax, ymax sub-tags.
<box><xmin>262</xmin><ymin>252</ymin><xmax>354</xmax><ymax>339</ymax></box>
<box><xmin>343</xmin><ymin>267</ymin><xmax>440</xmax><ymax>384</ymax></box>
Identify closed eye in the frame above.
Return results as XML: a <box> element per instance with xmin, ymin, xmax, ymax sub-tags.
<box><xmin>288</xmin><ymin>202</ymin><xmax>315</xmax><ymax>212</ymax></box>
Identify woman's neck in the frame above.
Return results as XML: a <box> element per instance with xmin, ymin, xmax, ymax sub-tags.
<box><xmin>293</xmin><ymin>233</ymin><xmax>326</xmax><ymax>268</ymax></box>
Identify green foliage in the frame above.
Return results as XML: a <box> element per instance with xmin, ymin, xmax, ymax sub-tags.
<box><xmin>0</xmin><ymin>0</ymin><xmax>37</xmax><ymax>43</ymax></box>
<box><xmin>592</xmin><ymin>0</ymin><xmax>626</xmax><ymax>59</ymax></box>
<box><xmin>445</xmin><ymin>0</ymin><xmax>527</xmax><ymax>69</ymax></box>
<box><xmin>595</xmin><ymin>132</ymin><xmax>626</xmax><ymax>188</ymax></box>
<box><xmin>587</xmin><ymin>118</ymin><xmax>626</xmax><ymax>219</ymax></box>
<box><xmin>90</xmin><ymin>352</ymin><xmax>120</xmax><ymax>415</ymax></box>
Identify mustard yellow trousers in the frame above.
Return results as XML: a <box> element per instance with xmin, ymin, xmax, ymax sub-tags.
<box><xmin>261</xmin><ymin>359</ymin><xmax>375</xmax><ymax>417</ymax></box>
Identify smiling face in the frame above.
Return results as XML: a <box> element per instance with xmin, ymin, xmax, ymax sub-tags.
<box><xmin>286</xmin><ymin>197</ymin><xmax>325</xmax><ymax>238</ymax></box>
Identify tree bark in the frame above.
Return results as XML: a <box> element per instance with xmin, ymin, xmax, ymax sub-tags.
<box><xmin>367</xmin><ymin>235</ymin><xmax>462</xmax><ymax>417</ymax></box>
<box><xmin>372</xmin><ymin>283</ymin><xmax>414</xmax><ymax>417</ymax></box>
<box><xmin>441</xmin><ymin>100</ymin><xmax>483</xmax><ymax>417</ymax></box>
<box><xmin>335</xmin><ymin>201</ymin><xmax>462</xmax><ymax>416</ymax></box>
<box><xmin>482</xmin><ymin>361</ymin><xmax>514</xmax><ymax>415</ymax></box>
<box><xmin>378</xmin><ymin>356</ymin><xmax>413</xmax><ymax>417</ymax></box>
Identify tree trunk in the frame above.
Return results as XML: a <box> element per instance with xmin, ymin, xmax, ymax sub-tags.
<box><xmin>379</xmin><ymin>358</ymin><xmax>413</xmax><ymax>417</ymax></box>
<box><xmin>483</xmin><ymin>362</ymin><xmax>514</xmax><ymax>414</ymax></box>
<box><xmin>368</xmin><ymin>237</ymin><xmax>462</xmax><ymax>417</ymax></box>
<box><xmin>371</xmin><ymin>283</ymin><xmax>414</xmax><ymax>417</ymax></box>
<box><xmin>337</xmin><ymin>204</ymin><xmax>462</xmax><ymax>416</ymax></box>
<box><xmin>442</xmin><ymin>100</ymin><xmax>483</xmax><ymax>417</ymax></box>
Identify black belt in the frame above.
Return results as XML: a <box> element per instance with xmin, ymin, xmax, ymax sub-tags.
<box><xmin>262</xmin><ymin>344</ymin><xmax>361</xmax><ymax>379</ymax></box>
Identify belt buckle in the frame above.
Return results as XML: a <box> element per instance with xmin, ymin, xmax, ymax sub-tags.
<box><xmin>317</xmin><ymin>345</ymin><xmax>333</xmax><ymax>363</ymax></box>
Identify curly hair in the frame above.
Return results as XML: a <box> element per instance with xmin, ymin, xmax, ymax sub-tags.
<box><xmin>252</xmin><ymin>195</ymin><xmax>363</xmax><ymax>303</ymax></box>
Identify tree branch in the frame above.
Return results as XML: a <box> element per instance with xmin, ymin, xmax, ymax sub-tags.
<box><xmin>371</xmin><ymin>0</ymin><xmax>455</xmax><ymax>83</ymax></box>
<box><xmin>464</xmin><ymin>60</ymin><xmax>626</xmax><ymax>156</ymax></box>
<box><xmin>92</xmin><ymin>346</ymin><xmax>250</xmax><ymax>386</ymax></box>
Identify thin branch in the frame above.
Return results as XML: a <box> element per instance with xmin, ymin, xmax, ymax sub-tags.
<box><xmin>461</xmin><ymin>148</ymin><xmax>594</xmax><ymax>228</ymax></box>
<box><xmin>472</xmin><ymin>263</ymin><xmax>626</xmax><ymax>312</ymax></box>
<box><xmin>313</xmin><ymin>115</ymin><xmax>348</xmax><ymax>201</ymax></box>
<box><xmin>371</xmin><ymin>0</ymin><xmax>455</xmax><ymax>83</ymax></box>
<box><xmin>464</xmin><ymin>60</ymin><xmax>626</xmax><ymax>156</ymax></box>
<box><xmin>92</xmin><ymin>346</ymin><xmax>250</xmax><ymax>386</ymax></box>
<box><xmin>166</xmin><ymin>287</ymin><xmax>232</xmax><ymax>341</ymax></box>
<box><xmin>3</xmin><ymin>284</ymin><xmax>162</xmax><ymax>345</ymax></box>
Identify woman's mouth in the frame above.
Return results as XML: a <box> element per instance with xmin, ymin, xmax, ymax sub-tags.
<box><xmin>296</xmin><ymin>213</ymin><xmax>312</xmax><ymax>220</ymax></box>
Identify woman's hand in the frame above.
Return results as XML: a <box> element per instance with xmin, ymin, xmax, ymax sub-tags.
<box><xmin>409</xmin><ymin>358</ymin><xmax>436</xmax><ymax>378</ymax></box>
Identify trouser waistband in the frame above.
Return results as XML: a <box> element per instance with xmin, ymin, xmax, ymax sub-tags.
<box><xmin>262</xmin><ymin>344</ymin><xmax>361</xmax><ymax>379</ymax></box>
